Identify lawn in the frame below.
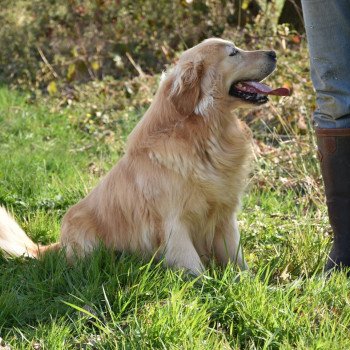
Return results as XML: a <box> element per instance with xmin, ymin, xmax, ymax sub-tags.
<box><xmin>1</xmin><ymin>81</ymin><xmax>350</xmax><ymax>350</ymax></box>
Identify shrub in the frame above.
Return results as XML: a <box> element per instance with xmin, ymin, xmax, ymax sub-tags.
<box><xmin>0</xmin><ymin>0</ymin><xmax>262</xmax><ymax>89</ymax></box>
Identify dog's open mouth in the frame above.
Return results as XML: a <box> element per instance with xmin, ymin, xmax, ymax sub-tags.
<box><xmin>229</xmin><ymin>81</ymin><xmax>291</xmax><ymax>104</ymax></box>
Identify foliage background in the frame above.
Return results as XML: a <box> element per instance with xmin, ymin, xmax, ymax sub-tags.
<box><xmin>0</xmin><ymin>0</ymin><xmax>309</xmax><ymax>135</ymax></box>
<box><xmin>0</xmin><ymin>0</ymin><xmax>293</xmax><ymax>87</ymax></box>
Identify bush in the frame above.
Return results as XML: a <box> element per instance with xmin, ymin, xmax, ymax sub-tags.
<box><xmin>0</xmin><ymin>0</ymin><xmax>263</xmax><ymax>89</ymax></box>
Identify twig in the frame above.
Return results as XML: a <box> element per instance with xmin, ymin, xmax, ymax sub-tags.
<box><xmin>36</xmin><ymin>46</ymin><xmax>59</xmax><ymax>79</ymax></box>
<box><xmin>125</xmin><ymin>52</ymin><xmax>145</xmax><ymax>78</ymax></box>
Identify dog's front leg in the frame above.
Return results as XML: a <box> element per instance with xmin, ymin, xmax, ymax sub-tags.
<box><xmin>163</xmin><ymin>219</ymin><xmax>204</xmax><ymax>275</ymax></box>
<box><xmin>213</xmin><ymin>214</ymin><xmax>248</xmax><ymax>271</ymax></box>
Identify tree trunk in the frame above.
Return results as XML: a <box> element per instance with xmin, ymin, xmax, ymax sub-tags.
<box><xmin>227</xmin><ymin>0</ymin><xmax>261</xmax><ymax>27</ymax></box>
<box><xmin>278</xmin><ymin>0</ymin><xmax>304</xmax><ymax>32</ymax></box>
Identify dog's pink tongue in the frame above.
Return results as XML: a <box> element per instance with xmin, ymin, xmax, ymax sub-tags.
<box><xmin>235</xmin><ymin>81</ymin><xmax>291</xmax><ymax>96</ymax></box>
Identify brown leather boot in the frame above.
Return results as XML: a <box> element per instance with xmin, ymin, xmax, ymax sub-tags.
<box><xmin>316</xmin><ymin>128</ymin><xmax>350</xmax><ymax>272</ymax></box>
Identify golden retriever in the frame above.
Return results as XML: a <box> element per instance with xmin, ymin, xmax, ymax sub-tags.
<box><xmin>0</xmin><ymin>38</ymin><xmax>288</xmax><ymax>275</ymax></box>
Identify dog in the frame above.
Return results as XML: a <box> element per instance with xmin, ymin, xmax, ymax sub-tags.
<box><xmin>0</xmin><ymin>38</ymin><xmax>288</xmax><ymax>275</ymax></box>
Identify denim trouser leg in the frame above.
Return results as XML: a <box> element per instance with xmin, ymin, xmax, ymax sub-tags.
<box><xmin>301</xmin><ymin>0</ymin><xmax>350</xmax><ymax>128</ymax></box>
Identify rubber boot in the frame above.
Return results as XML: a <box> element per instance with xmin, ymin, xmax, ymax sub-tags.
<box><xmin>315</xmin><ymin>128</ymin><xmax>350</xmax><ymax>272</ymax></box>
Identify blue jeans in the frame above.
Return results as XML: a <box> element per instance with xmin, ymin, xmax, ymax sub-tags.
<box><xmin>301</xmin><ymin>0</ymin><xmax>350</xmax><ymax>128</ymax></box>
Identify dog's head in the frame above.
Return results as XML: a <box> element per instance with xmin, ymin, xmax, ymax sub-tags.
<box><xmin>165</xmin><ymin>38</ymin><xmax>287</xmax><ymax>117</ymax></box>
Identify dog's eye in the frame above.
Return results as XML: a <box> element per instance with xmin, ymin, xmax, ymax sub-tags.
<box><xmin>229</xmin><ymin>49</ymin><xmax>238</xmax><ymax>57</ymax></box>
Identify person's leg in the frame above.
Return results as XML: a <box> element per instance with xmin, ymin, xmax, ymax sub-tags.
<box><xmin>301</xmin><ymin>0</ymin><xmax>350</xmax><ymax>271</ymax></box>
<box><xmin>302</xmin><ymin>0</ymin><xmax>350</xmax><ymax>128</ymax></box>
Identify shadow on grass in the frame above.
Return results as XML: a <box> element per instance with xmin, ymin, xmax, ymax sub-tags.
<box><xmin>0</xmin><ymin>247</ymin><xmax>166</xmax><ymax>328</ymax></box>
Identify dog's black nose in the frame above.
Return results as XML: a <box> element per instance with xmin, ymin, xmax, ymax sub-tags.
<box><xmin>267</xmin><ymin>51</ymin><xmax>277</xmax><ymax>60</ymax></box>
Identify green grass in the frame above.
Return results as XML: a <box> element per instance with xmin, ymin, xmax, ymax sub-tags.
<box><xmin>1</xmin><ymin>86</ymin><xmax>350</xmax><ymax>349</ymax></box>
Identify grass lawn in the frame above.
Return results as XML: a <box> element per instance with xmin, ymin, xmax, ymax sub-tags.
<box><xmin>1</xmin><ymin>85</ymin><xmax>350</xmax><ymax>349</ymax></box>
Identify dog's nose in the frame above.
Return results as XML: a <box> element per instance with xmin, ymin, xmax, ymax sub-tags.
<box><xmin>266</xmin><ymin>51</ymin><xmax>277</xmax><ymax>60</ymax></box>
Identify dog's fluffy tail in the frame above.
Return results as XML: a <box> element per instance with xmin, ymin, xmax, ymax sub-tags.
<box><xmin>0</xmin><ymin>207</ymin><xmax>59</xmax><ymax>258</ymax></box>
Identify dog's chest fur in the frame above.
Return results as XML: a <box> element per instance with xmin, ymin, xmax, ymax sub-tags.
<box><xmin>146</xmin><ymin>116</ymin><xmax>253</xmax><ymax>207</ymax></box>
<box><xmin>189</xmin><ymin>117</ymin><xmax>253</xmax><ymax>207</ymax></box>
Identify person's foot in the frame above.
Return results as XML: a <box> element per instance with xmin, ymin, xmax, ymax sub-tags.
<box><xmin>325</xmin><ymin>245</ymin><xmax>350</xmax><ymax>272</ymax></box>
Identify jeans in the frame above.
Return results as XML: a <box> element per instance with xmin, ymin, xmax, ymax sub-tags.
<box><xmin>301</xmin><ymin>0</ymin><xmax>350</xmax><ymax>128</ymax></box>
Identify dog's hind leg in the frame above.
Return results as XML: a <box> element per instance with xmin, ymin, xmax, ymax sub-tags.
<box><xmin>163</xmin><ymin>218</ymin><xmax>204</xmax><ymax>275</ymax></box>
<box><xmin>60</xmin><ymin>205</ymin><xmax>100</xmax><ymax>262</ymax></box>
<box><xmin>213</xmin><ymin>214</ymin><xmax>248</xmax><ymax>271</ymax></box>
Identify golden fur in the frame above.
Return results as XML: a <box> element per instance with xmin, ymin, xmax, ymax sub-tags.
<box><xmin>0</xmin><ymin>38</ymin><xmax>277</xmax><ymax>274</ymax></box>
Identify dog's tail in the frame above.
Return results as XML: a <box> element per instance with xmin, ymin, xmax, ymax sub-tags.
<box><xmin>0</xmin><ymin>206</ymin><xmax>59</xmax><ymax>258</ymax></box>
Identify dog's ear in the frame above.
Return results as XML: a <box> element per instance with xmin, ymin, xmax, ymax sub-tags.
<box><xmin>168</xmin><ymin>59</ymin><xmax>204</xmax><ymax>116</ymax></box>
